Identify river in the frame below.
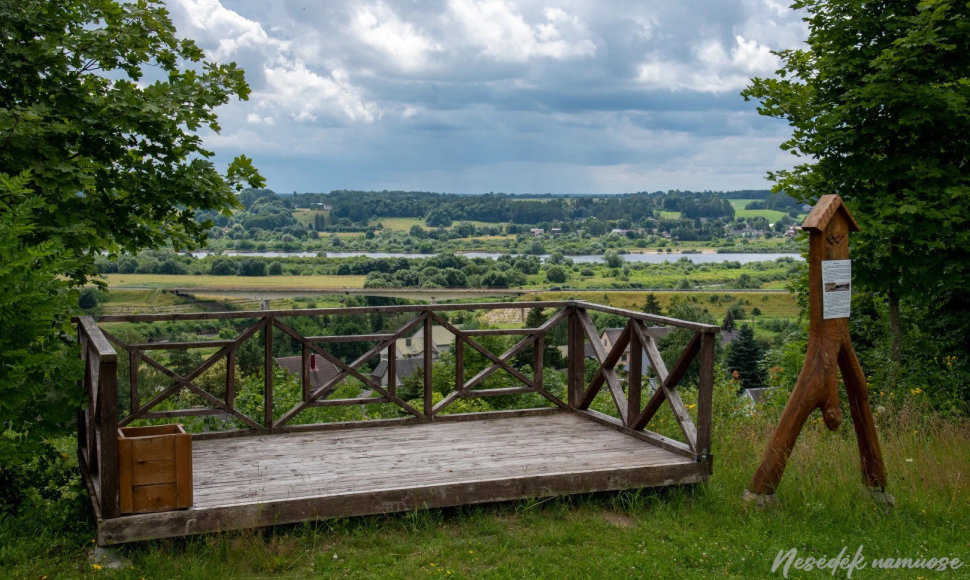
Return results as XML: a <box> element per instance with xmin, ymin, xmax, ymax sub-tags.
<box><xmin>188</xmin><ymin>250</ymin><xmax>802</xmax><ymax>264</ymax></box>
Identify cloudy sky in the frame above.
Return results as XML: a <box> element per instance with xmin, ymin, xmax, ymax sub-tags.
<box><xmin>167</xmin><ymin>0</ymin><xmax>807</xmax><ymax>194</ymax></box>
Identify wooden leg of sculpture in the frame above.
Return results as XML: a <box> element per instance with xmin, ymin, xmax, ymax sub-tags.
<box><xmin>745</xmin><ymin>341</ymin><xmax>830</xmax><ymax>503</ymax></box>
<box><xmin>838</xmin><ymin>342</ymin><xmax>894</xmax><ymax>504</ymax></box>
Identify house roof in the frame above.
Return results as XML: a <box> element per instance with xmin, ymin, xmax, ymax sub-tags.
<box><xmin>601</xmin><ymin>326</ymin><xmax>672</xmax><ymax>347</ymax></box>
<box><xmin>372</xmin><ymin>357</ymin><xmax>426</xmax><ymax>385</ymax></box>
<box><xmin>409</xmin><ymin>325</ymin><xmax>455</xmax><ymax>349</ymax></box>
<box><xmin>743</xmin><ymin>387</ymin><xmax>776</xmax><ymax>403</ymax></box>
<box><xmin>276</xmin><ymin>355</ymin><xmax>343</xmax><ymax>390</ymax></box>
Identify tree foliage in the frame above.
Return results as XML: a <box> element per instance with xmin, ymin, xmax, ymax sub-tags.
<box><xmin>0</xmin><ymin>0</ymin><xmax>264</xmax><ymax>510</ymax></box>
<box><xmin>0</xmin><ymin>0</ymin><xmax>264</xmax><ymax>280</ymax></box>
<box><xmin>725</xmin><ymin>325</ymin><xmax>766</xmax><ymax>391</ymax></box>
<box><xmin>0</xmin><ymin>173</ymin><xmax>83</xmax><ymax>475</ymax></box>
<box><xmin>742</xmin><ymin>0</ymin><xmax>970</xmax><ymax>373</ymax></box>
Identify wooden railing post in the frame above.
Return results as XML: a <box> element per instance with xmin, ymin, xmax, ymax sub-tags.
<box><xmin>627</xmin><ymin>322</ymin><xmax>642</xmax><ymax>427</ymax></box>
<box><xmin>567</xmin><ymin>307</ymin><xmax>585</xmax><ymax>408</ymax></box>
<box><xmin>98</xmin><ymin>353</ymin><xmax>120</xmax><ymax>518</ymax></box>
<box><xmin>534</xmin><ymin>334</ymin><xmax>544</xmax><ymax>393</ymax></box>
<box><xmin>696</xmin><ymin>330</ymin><xmax>716</xmax><ymax>464</ymax></box>
<box><xmin>423</xmin><ymin>311</ymin><xmax>434</xmax><ymax>418</ymax></box>
<box><xmin>264</xmin><ymin>317</ymin><xmax>274</xmax><ymax>429</ymax></box>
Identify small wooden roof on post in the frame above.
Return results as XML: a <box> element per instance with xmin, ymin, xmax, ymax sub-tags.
<box><xmin>801</xmin><ymin>194</ymin><xmax>859</xmax><ymax>233</ymax></box>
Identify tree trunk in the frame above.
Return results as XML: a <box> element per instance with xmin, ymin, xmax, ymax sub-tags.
<box><xmin>887</xmin><ymin>288</ymin><xmax>901</xmax><ymax>386</ymax></box>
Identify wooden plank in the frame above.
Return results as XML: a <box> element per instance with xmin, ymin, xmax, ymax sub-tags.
<box><xmin>120</xmin><ymin>318</ymin><xmax>265</xmax><ymax>425</ymax></box>
<box><xmin>462</xmin><ymin>387</ymin><xmax>536</xmax><ymax>398</ymax></box>
<box><xmin>78</xmin><ymin>316</ymin><xmax>117</xmax><ymax>362</ymax></box>
<box><xmin>264</xmin><ymin>317</ymin><xmax>273</xmax><ymax>429</ymax></box>
<box><xmin>124</xmin><ymin>434</ymin><xmax>175</xmax><ymax>462</ymax></box>
<box><xmin>628</xmin><ymin>324</ymin><xmax>642</xmax><ymax>427</ymax></box>
<box><xmin>226</xmin><ymin>350</ymin><xmax>236</xmax><ymax>409</ymax></box>
<box><xmin>130</xmin><ymin>483</ymin><xmax>178</xmax><ymax>513</ymax></box>
<box><xmin>424</xmin><ymin>312</ymin><xmax>433</xmax><ymax>418</ymax></box>
<box><xmin>98</xmin><ymin>458</ymin><xmax>709</xmax><ymax>544</ymax></box>
<box><xmin>129</xmin><ymin>349</ymin><xmax>140</xmax><ymax>415</ymax></box>
<box><xmin>463</xmin><ymin>328</ymin><xmax>538</xmax><ymax>336</ymax></box>
<box><xmin>576</xmin><ymin>309</ymin><xmax>628</xmax><ymax>424</ymax></box>
<box><xmin>309</xmin><ymin>396</ymin><xmax>390</xmax><ymax>407</ymax></box>
<box><xmin>135</xmin><ymin>409</ymin><xmax>231</xmax><ymax>419</ymax></box>
<box><xmin>631</xmin><ymin>332</ymin><xmax>701</xmax><ymax>431</ymax></box>
<box><xmin>92</xmin><ymin>301</ymin><xmax>574</xmax><ymax>324</ymax></box>
<box><xmin>631</xmin><ymin>324</ymin><xmax>698</xmax><ymax>451</ymax></box>
<box><xmin>131</xmin><ymin>460</ymin><xmax>177</xmax><ymax>486</ymax></box>
<box><xmin>388</xmin><ymin>342</ymin><xmax>397</xmax><ymax>398</ymax></box>
<box><xmin>118</xmin><ymin>437</ymin><xmax>133</xmax><ymax>514</ymax></box>
<box><xmin>579</xmin><ymin>302</ymin><xmax>720</xmax><ymax>332</ymax></box>
<box><xmin>308</xmin><ymin>333</ymin><xmax>394</xmax><ymax>343</ymax></box>
<box><xmin>567</xmin><ymin>308</ymin><xmax>584</xmax><ymax>407</ymax></box>
<box><xmin>98</xmin><ymin>353</ymin><xmax>120</xmax><ymax>519</ymax></box>
<box><xmin>175</xmin><ymin>433</ymin><xmax>193</xmax><ymax>508</ymax></box>
<box><xmin>431</xmin><ymin>314</ymin><xmax>537</xmax><ymax>389</ymax></box>
<box><xmin>696</xmin><ymin>330</ymin><xmax>716</xmax><ymax>462</ymax></box>
<box><xmin>534</xmin><ymin>336</ymin><xmax>544</xmax><ymax>395</ymax></box>
<box><xmin>431</xmin><ymin>390</ymin><xmax>462</xmax><ymax>414</ymax></box>
<box><xmin>461</xmin><ymin>332</ymin><xmax>538</xmax><ymax>391</ymax></box>
<box><xmin>271</xmin><ymin>318</ymin><xmax>423</xmax><ymax>425</ymax></box>
<box><xmin>301</xmin><ymin>343</ymin><xmax>310</xmax><ymax>401</ymax></box>
<box><xmin>130</xmin><ymin>340</ymin><xmax>236</xmax><ymax>350</ymax></box>
<box><xmin>572</xmin><ymin>409</ymin><xmax>696</xmax><ymax>460</ymax></box>
<box><xmin>455</xmin><ymin>338</ymin><xmax>464</xmax><ymax>392</ymax></box>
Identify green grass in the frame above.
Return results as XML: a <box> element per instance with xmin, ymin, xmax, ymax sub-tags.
<box><xmin>372</xmin><ymin>217</ymin><xmax>426</xmax><ymax>232</ymax></box>
<box><xmin>293</xmin><ymin>209</ymin><xmax>328</xmax><ymax>226</ymax></box>
<box><xmin>729</xmin><ymin>199</ymin><xmax>803</xmax><ymax>222</ymax></box>
<box><xmin>2</xmin><ymin>399</ymin><xmax>965</xmax><ymax>578</ymax></box>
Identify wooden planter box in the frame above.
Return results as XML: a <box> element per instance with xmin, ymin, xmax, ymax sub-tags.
<box><xmin>118</xmin><ymin>424</ymin><xmax>192</xmax><ymax>514</ymax></box>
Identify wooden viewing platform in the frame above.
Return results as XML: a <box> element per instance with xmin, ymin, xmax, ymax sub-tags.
<box><xmin>76</xmin><ymin>301</ymin><xmax>718</xmax><ymax>545</ymax></box>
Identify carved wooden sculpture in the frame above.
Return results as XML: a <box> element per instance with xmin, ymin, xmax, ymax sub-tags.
<box><xmin>746</xmin><ymin>195</ymin><xmax>891</xmax><ymax>504</ymax></box>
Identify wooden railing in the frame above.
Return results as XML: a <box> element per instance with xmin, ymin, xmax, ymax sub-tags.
<box><xmin>76</xmin><ymin>300</ymin><xmax>718</xmax><ymax>519</ymax></box>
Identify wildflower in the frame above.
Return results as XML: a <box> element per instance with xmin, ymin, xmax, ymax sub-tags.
<box><xmin>906</xmin><ymin>458</ymin><xmax>913</xmax><ymax>463</ymax></box>
<box><xmin>92</xmin><ymin>564</ymin><xmax>102</xmax><ymax>571</ymax></box>
<box><xmin>910</xmin><ymin>388</ymin><xmax>923</xmax><ymax>396</ymax></box>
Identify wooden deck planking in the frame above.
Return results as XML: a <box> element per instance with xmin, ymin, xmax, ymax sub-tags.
<box><xmin>95</xmin><ymin>412</ymin><xmax>709</xmax><ymax>544</ymax></box>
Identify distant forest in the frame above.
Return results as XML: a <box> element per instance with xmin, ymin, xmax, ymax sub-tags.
<box><xmin>236</xmin><ymin>189</ymin><xmax>804</xmax><ymax>227</ymax></box>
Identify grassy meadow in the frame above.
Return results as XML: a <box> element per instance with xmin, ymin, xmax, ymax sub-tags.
<box><xmin>2</xmin><ymin>396</ymin><xmax>965</xmax><ymax>579</ymax></box>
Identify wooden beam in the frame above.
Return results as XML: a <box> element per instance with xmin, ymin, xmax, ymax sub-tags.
<box><xmin>263</xmin><ymin>317</ymin><xmax>273</xmax><ymax>429</ymax></box>
<box><xmin>696</xmin><ymin>331</ymin><xmax>716</xmax><ymax>462</ymax></box>
<box><xmin>575</xmin><ymin>310</ymin><xmax>628</xmax><ymax>425</ymax></box>
<box><xmin>567</xmin><ymin>308</ymin><xmax>585</xmax><ymax>408</ymax></box>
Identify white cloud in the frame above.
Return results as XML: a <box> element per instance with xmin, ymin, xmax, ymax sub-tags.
<box><xmin>171</xmin><ymin>0</ymin><xmax>378</xmax><ymax>125</ymax></box>
<box><xmin>262</xmin><ymin>62</ymin><xmax>380</xmax><ymax>123</ymax></box>
<box><xmin>166</xmin><ymin>1</ymin><xmax>807</xmax><ymax>192</ymax></box>
<box><xmin>174</xmin><ymin>0</ymin><xmax>287</xmax><ymax>60</ymax></box>
<box><xmin>350</xmin><ymin>3</ymin><xmax>442</xmax><ymax>72</ymax></box>
<box><xmin>637</xmin><ymin>35</ymin><xmax>779</xmax><ymax>93</ymax></box>
<box><xmin>246</xmin><ymin>113</ymin><xmax>275</xmax><ymax>125</ymax></box>
<box><xmin>447</xmin><ymin>0</ymin><xmax>596</xmax><ymax>62</ymax></box>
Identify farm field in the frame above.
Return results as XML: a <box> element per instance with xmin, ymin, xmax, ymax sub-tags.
<box><xmin>524</xmin><ymin>290</ymin><xmax>799</xmax><ymax>318</ymax></box>
<box><xmin>103</xmin><ymin>274</ymin><xmax>367</xmax><ymax>289</ymax></box>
